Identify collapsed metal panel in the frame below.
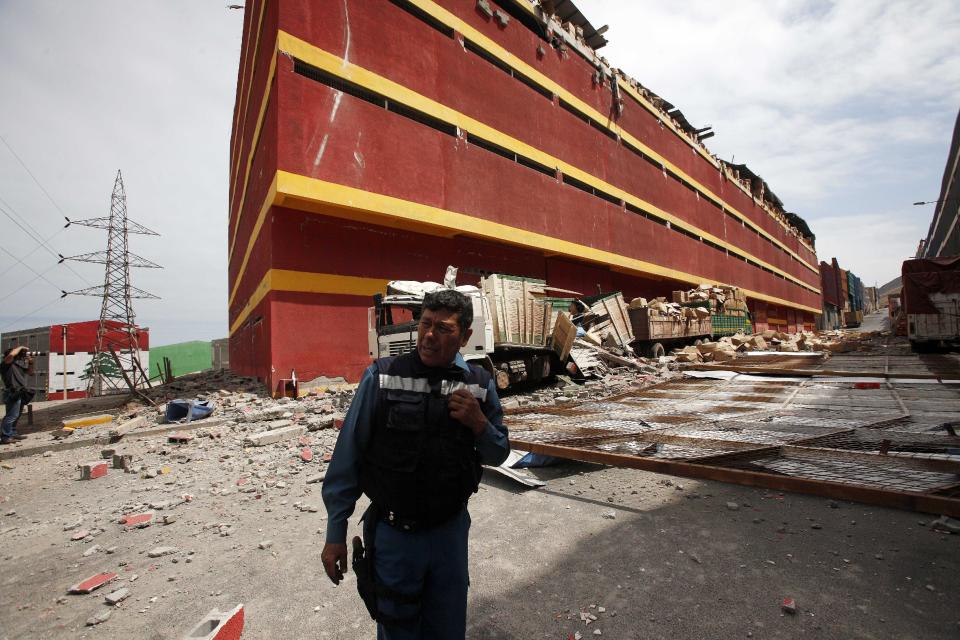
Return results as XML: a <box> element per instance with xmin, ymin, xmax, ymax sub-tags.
<box><xmin>509</xmin><ymin>368</ymin><xmax>960</xmax><ymax>516</ymax></box>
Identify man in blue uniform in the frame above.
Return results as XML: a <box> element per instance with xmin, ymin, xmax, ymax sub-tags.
<box><xmin>321</xmin><ymin>289</ymin><xmax>510</xmax><ymax>639</ymax></box>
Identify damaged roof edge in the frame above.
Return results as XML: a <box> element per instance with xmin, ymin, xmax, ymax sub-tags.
<box><xmin>504</xmin><ymin>0</ymin><xmax>815</xmax><ymax>251</ymax></box>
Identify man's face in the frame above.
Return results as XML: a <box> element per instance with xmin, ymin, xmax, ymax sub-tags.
<box><xmin>417</xmin><ymin>307</ymin><xmax>472</xmax><ymax>367</ymax></box>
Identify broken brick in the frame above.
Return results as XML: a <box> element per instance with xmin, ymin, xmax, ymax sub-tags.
<box><xmin>80</xmin><ymin>461</ymin><xmax>108</xmax><ymax>480</ymax></box>
<box><xmin>182</xmin><ymin>603</ymin><xmax>245</xmax><ymax>640</ymax></box>
<box><xmin>68</xmin><ymin>572</ymin><xmax>118</xmax><ymax>594</ymax></box>
<box><xmin>781</xmin><ymin>597</ymin><xmax>797</xmax><ymax>614</ymax></box>
<box><xmin>168</xmin><ymin>431</ymin><xmax>194</xmax><ymax>444</ymax></box>
<box><xmin>119</xmin><ymin>513</ymin><xmax>153</xmax><ymax>528</ymax></box>
<box><xmin>300</xmin><ymin>447</ymin><xmax>313</xmax><ymax>463</ymax></box>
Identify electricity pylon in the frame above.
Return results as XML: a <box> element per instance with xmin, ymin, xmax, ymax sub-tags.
<box><xmin>61</xmin><ymin>170</ymin><xmax>160</xmax><ymax>396</ymax></box>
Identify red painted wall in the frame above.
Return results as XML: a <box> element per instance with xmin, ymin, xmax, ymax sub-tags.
<box><xmin>228</xmin><ymin>0</ymin><xmax>821</xmax><ymax>386</ymax></box>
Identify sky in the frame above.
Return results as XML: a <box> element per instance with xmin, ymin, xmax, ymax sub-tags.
<box><xmin>0</xmin><ymin>1</ymin><xmax>958</xmax><ymax>345</ymax></box>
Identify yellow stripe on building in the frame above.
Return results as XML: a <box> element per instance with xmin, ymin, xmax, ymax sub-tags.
<box><xmin>402</xmin><ymin>1</ymin><xmax>818</xmax><ymax>273</ymax></box>
<box><xmin>272</xmin><ymin>31</ymin><xmax>819</xmax><ymax>295</ymax></box>
<box><xmin>227</xmin><ymin>170</ymin><xmax>821</xmax><ymax>334</ymax></box>
<box><xmin>230</xmin><ymin>269</ymin><xmax>389</xmax><ymax>335</ymax></box>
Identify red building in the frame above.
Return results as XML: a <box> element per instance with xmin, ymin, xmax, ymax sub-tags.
<box><xmin>228</xmin><ymin>0</ymin><xmax>821</xmax><ymax>389</ymax></box>
<box><xmin>0</xmin><ymin>321</ymin><xmax>150</xmax><ymax>400</ymax></box>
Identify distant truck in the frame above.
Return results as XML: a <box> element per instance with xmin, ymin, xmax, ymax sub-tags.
<box><xmin>901</xmin><ymin>257</ymin><xmax>960</xmax><ymax>352</ymax></box>
<box><xmin>368</xmin><ymin>273</ymin><xmax>575</xmax><ymax>390</ymax></box>
<box><xmin>627</xmin><ymin>285</ymin><xmax>753</xmax><ymax>358</ymax></box>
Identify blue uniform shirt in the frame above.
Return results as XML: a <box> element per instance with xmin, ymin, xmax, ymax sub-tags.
<box><xmin>322</xmin><ymin>353</ymin><xmax>510</xmax><ymax>544</ymax></box>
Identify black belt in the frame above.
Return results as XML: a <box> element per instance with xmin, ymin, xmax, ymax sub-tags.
<box><xmin>380</xmin><ymin>505</ymin><xmax>464</xmax><ymax>533</ymax></box>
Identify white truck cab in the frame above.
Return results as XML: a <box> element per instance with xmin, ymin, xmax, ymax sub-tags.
<box><xmin>367</xmin><ymin>290</ymin><xmax>494</xmax><ymax>362</ymax></box>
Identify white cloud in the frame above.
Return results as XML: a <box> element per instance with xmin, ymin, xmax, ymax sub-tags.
<box><xmin>811</xmin><ymin>211</ymin><xmax>928</xmax><ymax>287</ymax></box>
<box><xmin>580</xmin><ymin>0</ymin><xmax>960</xmax><ymax>283</ymax></box>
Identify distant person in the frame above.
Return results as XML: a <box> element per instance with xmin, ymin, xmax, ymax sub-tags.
<box><xmin>321</xmin><ymin>289</ymin><xmax>510</xmax><ymax>639</ymax></box>
<box><xmin>1</xmin><ymin>346</ymin><xmax>33</xmax><ymax>444</ymax></box>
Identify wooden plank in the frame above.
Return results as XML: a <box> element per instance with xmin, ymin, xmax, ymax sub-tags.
<box><xmin>513</xmin><ymin>440</ymin><xmax>960</xmax><ymax>517</ymax></box>
<box><xmin>552</xmin><ymin>311</ymin><xmax>576</xmax><ymax>361</ymax></box>
<box><xmin>688</xmin><ymin>363</ymin><xmax>959</xmax><ymax>380</ymax></box>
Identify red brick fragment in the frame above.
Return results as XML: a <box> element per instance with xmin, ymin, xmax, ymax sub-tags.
<box><xmin>322</xmin><ymin>453</ymin><xmax>333</xmax><ymax>462</ymax></box>
<box><xmin>334</xmin><ymin>418</ymin><xmax>345</xmax><ymax>430</ymax></box>
<box><xmin>80</xmin><ymin>461</ymin><xmax>108</xmax><ymax>480</ymax></box>
<box><xmin>120</xmin><ymin>512</ymin><xmax>153</xmax><ymax>528</ymax></box>
<box><xmin>298</xmin><ymin>435</ymin><xmax>312</xmax><ymax>446</ymax></box>
<box><xmin>300</xmin><ymin>447</ymin><xmax>313</xmax><ymax>463</ymax></box>
<box><xmin>68</xmin><ymin>572</ymin><xmax>117</xmax><ymax>594</ymax></box>
<box><xmin>183</xmin><ymin>603</ymin><xmax>244</xmax><ymax>640</ymax></box>
<box><xmin>168</xmin><ymin>431</ymin><xmax>194</xmax><ymax>443</ymax></box>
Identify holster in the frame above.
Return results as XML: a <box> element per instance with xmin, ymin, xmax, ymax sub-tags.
<box><xmin>353</xmin><ymin>504</ymin><xmax>421</xmax><ymax>627</ymax></box>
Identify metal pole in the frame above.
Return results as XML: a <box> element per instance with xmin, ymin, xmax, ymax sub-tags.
<box><xmin>62</xmin><ymin>325</ymin><xmax>68</xmax><ymax>400</ymax></box>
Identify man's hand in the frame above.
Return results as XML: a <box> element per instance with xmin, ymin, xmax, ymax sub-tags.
<box><xmin>321</xmin><ymin>542</ymin><xmax>348</xmax><ymax>585</ymax></box>
<box><xmin>448</xmin><ymin>389</ymin><xmax>487</xmax><ymax>437</ymax></box>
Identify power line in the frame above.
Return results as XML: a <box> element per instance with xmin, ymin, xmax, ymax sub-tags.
<box><xmin>0</xmin><ymin>247</ymin><xmax>60</xmax><ymax>301</ymax></box>
<box><xmin>0</xmin><ymin>226</ymin><xmax>66</xmax><ymax>279</ymax></box>
<box><xmin>0</xmin><ymin>295</ymin><xmax>61</xmax><ymax>331</ymax></box>
<box><xmin>0</xmin><ymin>199</ymin><xmax>93</xmax><ymax>287</ymax></box>
<box><xmin>0</xmin><ymin>134</ymin><xmax>97</xmax><ymax>287</ymax></box>
<box><xmin>0</xmin><ymin>133</ymin><xmax>71</xmax><ymax>220</ymax></box>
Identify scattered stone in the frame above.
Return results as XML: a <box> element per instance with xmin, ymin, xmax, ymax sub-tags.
<box><xmin>306</xmin><ymin>473</ymin><xmax>326</xmax><ymax>485</ymax></box>
<box><xmin>931</xmin><ymin>516</ymin><xmax>960</xmax><ymax>534</ymax></box>
<box><xmin>104</xmin><ymin>588</ymin><xmax>130</xmax><ymax>606</ymax></box>
<box><xmin>244</xmin><ymin>424</ymin><xmax>306</xmax><ymax>447</ymax></box>
<box><xmin>63</xmin><ymin>517</ymin><xmax>83</xmax><ymax>532</ymax></box>
<box><xmin>71</xmin><ymin>529</ymin><xmax>90</xmax><ymax>541</ymax></box>
<box><xmin>82</xmin><ymin>545</ymin><xmax>102</xmax><ymax>557</ymax></box>
<box><xmin>86</xmin><ymin>608</ymin><xmax>112</xmax><ymax>626</ymax></box>
<box><xmin>147</xmin><ymin>546</ymin><xmax>178</xmax><ymax>558</ymax></box>
<box><xmin>781</xmin><ymin>598</ymin><xmax>797</xmax><ymax>614</ymax></box>
<box><xmin>726</xmin><ymin>502</ymin><xmax>740</xmax><ymax>511</ymax></box>
<box><xmin>601</xmin><ymin>511</ymin><xmax>616</xmax><ymax>520</ymax></box>
<box><xmin>258</xmin><ymin>540</ymin><xmax>274</xmax><ymax>550</ymax></box>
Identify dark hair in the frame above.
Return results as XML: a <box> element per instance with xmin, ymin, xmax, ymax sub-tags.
<box><xmin>1</xmin><ymin>348</ymin><xmax>10</xmax><ymax>359</ymax></box>
<box><xmin>422</xmin><ymin>289</ymin><xmax>473</xmax><ymax>333</ymax></box>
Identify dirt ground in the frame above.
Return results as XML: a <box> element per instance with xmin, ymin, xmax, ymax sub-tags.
<box><xmin>1</xmin><ymin>323</ymin><xmax>958</xmax><ymax>639</ymax></box>
<box><xmin>1</xmin><ymin>419</ymin><xmax>957</xmax><ymax>639</ymax></box>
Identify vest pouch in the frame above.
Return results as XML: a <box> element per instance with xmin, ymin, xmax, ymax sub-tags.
<box><xmin>377</xmin><ymin>390</ymin><xmax>427</xmax><ymax>473</ymax></box>
<box><xmin>385</xmin><ymin>391</ymin><xmax>427</xmax><ymax>432</ymax></box>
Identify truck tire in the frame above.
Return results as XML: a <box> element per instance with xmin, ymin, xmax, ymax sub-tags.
<box><xmin>649</xmin><ymin>342</ymin><xmax>665</xmax><ymax>359</ymax></box>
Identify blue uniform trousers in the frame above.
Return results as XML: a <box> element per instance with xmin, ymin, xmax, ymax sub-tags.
<box><xmin>375</xmin><ymin>508</ymin><xmax>470</xmax><ymax>640</ymax></box>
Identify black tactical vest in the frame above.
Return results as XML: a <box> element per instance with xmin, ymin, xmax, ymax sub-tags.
<box><xmin>359</xmin><ymin>353</ymin><xmax>492</xmax><ymax>527</ymax></box>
